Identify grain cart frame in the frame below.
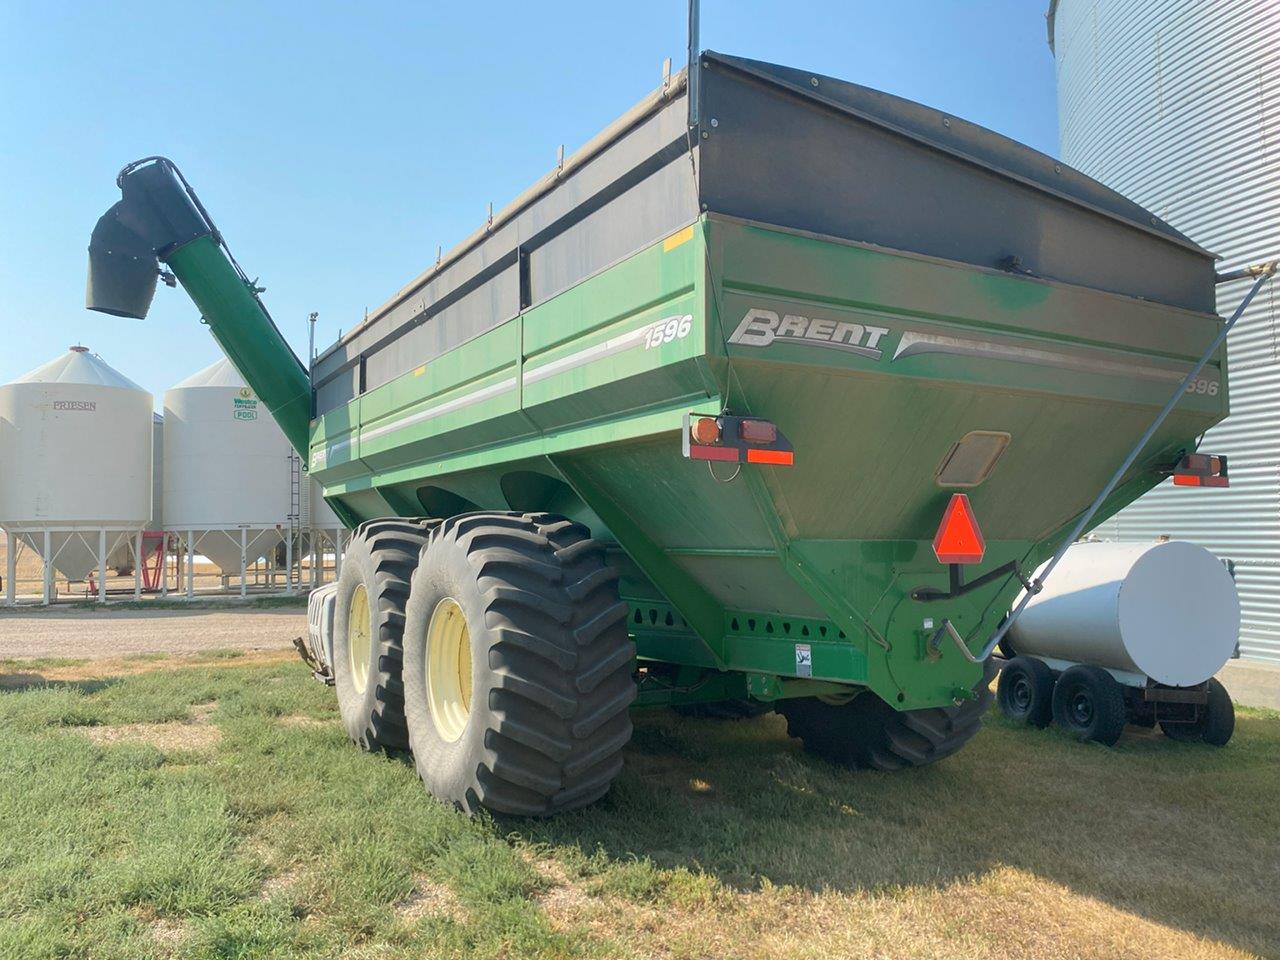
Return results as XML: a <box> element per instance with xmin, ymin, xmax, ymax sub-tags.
<box><xmin>87</xmin><ymin>53</ymin><xmax>1230</xmax><ymax>814</ymax></box>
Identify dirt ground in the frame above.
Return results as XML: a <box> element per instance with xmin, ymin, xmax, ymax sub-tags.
<box><xmin>0</xmin><ymin>607</ymin><xmax>306</xmax><ymax>660</ymax></box>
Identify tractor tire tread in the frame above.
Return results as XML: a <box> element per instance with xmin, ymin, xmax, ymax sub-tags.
<box><xmin>335</xmin><ymin>517</ymin><xmax>436</xmax><ymax>752</ymax></box>
<box><xmin>779</xmin><ymin>660</ymin><xmax>995</xmax><ymax>770</ymax></box>
<box><xmin>410</xmin><ymin>511</ymin><xmax>634</xmax><ymax>815</ymax></box>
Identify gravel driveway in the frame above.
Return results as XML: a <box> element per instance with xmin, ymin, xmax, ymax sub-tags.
<box><xmin>0</xmin><ymin>607</ymin><xmax>307</xmax><ymax>660</ymax></box>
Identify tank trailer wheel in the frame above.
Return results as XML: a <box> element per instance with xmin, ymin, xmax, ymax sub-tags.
<box><xmin>1051</xmin><ymin>665</ymin><xmax>1126</xmax><ymax>746</ymax></box>
<box><xmin>997</xmin><ymin>656</ymin><xmax>1055</xmax><ymax>728</ymax></box>
<box><xmin>1160</xmin><ymin>678</ymin><xmax>1235</xmax><ymax>746</ymax></box>
<box><xmin>331</xmin><ymin>518</ymin><xmax>435</xmax><ymax>752</ymax></box>
<box><xmin>402</xmin><ymin>512</ymin><xmax>636</xmax><ymax>816</ymax></box>
<box><xmin>778</xmin><ymin>660</ymin><xmax>996</xmax><ymax>771</ymax></box>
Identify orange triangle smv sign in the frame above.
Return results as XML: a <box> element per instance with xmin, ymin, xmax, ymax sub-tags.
<box><xmin>932</xmin><ymin>493</ymin><xmax>985</xmax><ymax>565</ymax></box>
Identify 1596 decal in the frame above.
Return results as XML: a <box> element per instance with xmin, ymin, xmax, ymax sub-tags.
<box><xmin>644</xmin><ymin>314</ymin><xmax>693</xmax><ymax>350</ymax></box>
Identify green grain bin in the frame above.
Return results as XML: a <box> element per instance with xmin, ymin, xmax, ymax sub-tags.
<box><xmin>86</xmin><ymin>53</ymin><xmax>1226</xmax><ymax>815</ymax></box>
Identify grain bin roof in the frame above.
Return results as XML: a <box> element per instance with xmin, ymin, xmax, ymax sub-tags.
<box><xmin>170</xmin><ymin>357</ymin><xmax>246</xmax><ymax>390</ymax></box>
<box><xmin>13</xmin><ymin>347</ymin><xmax>145</xmax><ymax>391</ymax></box>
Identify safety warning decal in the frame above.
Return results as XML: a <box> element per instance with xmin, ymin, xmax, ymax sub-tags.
<box><xmin>794</xmin><ymin>643</ymin><xmax>812</xmax><ymax>678</ymax></box>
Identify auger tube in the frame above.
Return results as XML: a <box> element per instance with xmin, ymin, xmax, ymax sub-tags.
<box><xmin>86</xmin><ymin>157</ymin><xmax>311</xmax><ymax>455</ymax></box>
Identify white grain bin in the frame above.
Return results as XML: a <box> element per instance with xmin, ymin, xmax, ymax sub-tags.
<box><xmin>1008</xmin><ymin>541</ymin><xmax>1239</xmax><ymax>687</ymax></box>
<box><xmin>111</xmin><ymin>412</ymin><xmax>163</xmax><ymax>577</ymax></box>
<box><xmin>162</xmin><ymin>357</ymin><xmax>292</xmax><ymax>572</ymax></box>
<box><xmin>1049</xmin><ymin>0</ymin><xmax>1280</xmax><ymax>664</ymax></box>
<box><xmin>0</xmin><ymin>346</ymin><xmax>152</xmax><ymax>580</ymax></box>
<box><xmin>307</xmin><ymin>477</ymin><xmax>340</xmax><ymax>530</ymax></box>
<box><xmin>149</xmin><ymin>412</ymin><xmax>163</xmax><ymax>530</ymax></box>
<box><xmin>299</xmin><ymin>474</ymin><xmax>344</xmax><ymax>586</ymax></box>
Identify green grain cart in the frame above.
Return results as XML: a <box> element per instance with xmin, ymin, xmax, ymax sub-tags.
<box><xmin>86</xmin><ymin>53</ymin><xmax>1227</xmax><ymax>815</ymax></box>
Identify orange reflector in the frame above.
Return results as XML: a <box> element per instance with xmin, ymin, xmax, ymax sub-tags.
<box><xmin>932</xmin><ymin>493</ymin><xmax>985</xmax><ymax>565</ymax></box>
<box><xmin>746</xmin><ymin>448</ymin><xmax>794</xmax><ymax>466</ymax></box>
<box><xmin>691</xmin><ymin>416</ymin><xmax>721</xmax><ymax>445</ymax></box>
<box><xmin>1174</xmin><ymin>473</ymin><xmax>1227</xmax><ymax>488</ymax></box>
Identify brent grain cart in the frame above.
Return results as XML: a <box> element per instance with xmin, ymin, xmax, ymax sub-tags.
<box><xmin>86</xmin><ymin>53</ymin><xmax>1235</xmax><ymax>815</ymax></box>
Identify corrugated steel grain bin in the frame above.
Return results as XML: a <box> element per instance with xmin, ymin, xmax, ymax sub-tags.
<box><xmin>1049</xmin><ymin>0</ymin><xmax>1280</xmax><ymax>662</ymax></box>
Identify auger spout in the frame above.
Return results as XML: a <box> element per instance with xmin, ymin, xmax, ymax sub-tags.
<box><xmin>86</xmin><ymin>157</ymin><xmax>311</xmax><ymax>455</ymax></box>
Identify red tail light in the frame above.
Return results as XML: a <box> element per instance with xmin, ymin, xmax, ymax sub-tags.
<box><xmin>739</xmin><ymin>419</ymin><xmax>778</xmax><ymax>444</ymax></box>
<box><xmin>1172</xmin><ymin>453</ymin><xmax>1229</xmax><ymax>488</ymax></box>
<box><xmin>682</xmin><ymin>412</ymin><xmax>794</xmax><ymax>467</ymax></box>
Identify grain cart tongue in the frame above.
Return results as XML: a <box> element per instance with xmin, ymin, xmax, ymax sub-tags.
<box><xmin>87</xmin><ymin>52</ymin><xmax>1232</xmax><ymax>815</ymax></box>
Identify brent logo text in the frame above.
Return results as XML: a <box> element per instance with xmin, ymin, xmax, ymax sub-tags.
<box><xmin>728</xmin><ymin>308</ymin><xmax>891</xmax><ymax>360</ymax></box>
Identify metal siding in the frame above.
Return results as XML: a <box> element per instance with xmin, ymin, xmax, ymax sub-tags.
<box><xmin>1054</xmin><ymin>0</ymin><xmax>1280</xmax><ymax>662</ymax></box>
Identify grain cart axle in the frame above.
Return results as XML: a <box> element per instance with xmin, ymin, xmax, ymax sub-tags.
<box><xmin>88</xmin><ymin>52</ymin><xmax>1229</xmax><ymax>815</ymax></box>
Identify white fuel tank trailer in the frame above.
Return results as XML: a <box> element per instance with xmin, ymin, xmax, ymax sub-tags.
<box><xmin>999</xmin><ymin>541</ymin><xmax>1239</xmax><ymax>748</ymax></box>
<box><xmin>1009</xmin><ymin>540</ymin><xmax>1239</xmax><ymax>686</ymax></box>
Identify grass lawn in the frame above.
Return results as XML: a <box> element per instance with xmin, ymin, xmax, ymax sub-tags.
<box><xmin>0</xmin><ymin>652</ymin><xmax>1276</xmax><ymax>960</ymax></box>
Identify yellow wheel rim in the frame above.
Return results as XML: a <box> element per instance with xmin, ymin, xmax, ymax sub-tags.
<box><xmin>426</xmin><ymin>597</ymin><xmax>473</xmax><ymax>742</ymax></box>
<box><xmin>347</xmin><ymin>583</ymin><xmax>371</xmax><ymax>695</ymax></box>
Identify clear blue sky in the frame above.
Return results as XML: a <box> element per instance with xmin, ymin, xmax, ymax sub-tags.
<box><xmin>0</xmin><ymin>0</ymin><xmax>1058</xmax><ymax>405</ymax></box>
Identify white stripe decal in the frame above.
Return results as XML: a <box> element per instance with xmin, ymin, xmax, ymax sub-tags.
<box><xmin>522</xmin><ymin>314</ymin><xmax>689</xmax><ymax>385</ymax></box>
<box><xmin>892</xmin><ymin>331</ymin><xmax>1189</xmax><ymax>383</ymax></box>
<box><xmin>361</xmin><ymin>377</ymin><xmax>519</xmax><ymax>444</ymax></box>
<box><xmin>316</xmin><ymin>376</ymin><xmax>518</xmax><ymax>465</ymax></box>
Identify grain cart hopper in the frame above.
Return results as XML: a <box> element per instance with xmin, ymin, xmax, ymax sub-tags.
<box><xmin>87</xmin><ymin>53</ymin><xmax>1234</xmax><ymax>815</ymax></box>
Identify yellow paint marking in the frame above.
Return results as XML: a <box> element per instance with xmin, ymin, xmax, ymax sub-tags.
<box><xmin>663</xmin><ymin>225</ymin><xmax>694</xmax><ymax>252</ymax></box>
<box><xmin>413</xmin><ymin>365</ymin><xmax>426</xmax><ymax>376</ymax></box>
